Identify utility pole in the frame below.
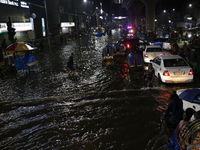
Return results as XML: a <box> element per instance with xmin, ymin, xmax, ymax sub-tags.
<box><xmin>7</xmin><ymin>17</ymin><xmax>16</xmax><ymax>43</ymax></box>
<box><xmin>44</xmin><ymin>0</ymin><xmax>51</xmax><ymax>52</ymax></box>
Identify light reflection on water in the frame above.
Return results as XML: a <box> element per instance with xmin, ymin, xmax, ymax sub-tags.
<box><xmin>0</xmin><ymin>30</ymin><xmax>200</xmax><ymax>149</ymax></box>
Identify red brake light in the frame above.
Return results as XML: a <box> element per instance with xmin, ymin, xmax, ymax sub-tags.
<box><xmin>163</xmin><ymin>70</ymin><xmax>170</xmax><ymax>76</ymax></box>
<box><xmin>144</xmin><ymin>54</ymin><xmax>148</xmax><ymax>58</ymax></box>
<box><xmin>162</xmin><ymin>53</ymin><xmax>165</xmax><ymax>55</ymax></box>
<box><xmin>127</xmin><ymin>44</ymin><xmax>130</xmax><ymax>48</ymax></box>
<box><xmin>169</xmin><ymin>44</ymin><xmax>171</xmax><ymax>48</ymax></box>
<box><xmin>189</xmin><ymin>69</ymin><xmax>193</xmax><ymax>75</ymax></box>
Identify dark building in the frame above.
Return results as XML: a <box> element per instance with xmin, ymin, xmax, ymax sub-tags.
<box><xmin>0</xmin><ymin>0</ymin><xmax>31</xmax><ymax>45</ymax></box>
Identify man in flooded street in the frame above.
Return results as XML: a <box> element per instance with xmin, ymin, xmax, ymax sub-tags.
<box><xmin>146</xmin><ymin>63</ymin><xmax>155</xmax><ymax>88</ymax></box>
<box><xmin>161</xmin><ymin>89</ymin><xmax>183</xmax><ymax>141</ymax></box>
<box><xmin>67</xmin><ymin>53</ymin><xmax>75</xmax><ymax>76</ymax></box>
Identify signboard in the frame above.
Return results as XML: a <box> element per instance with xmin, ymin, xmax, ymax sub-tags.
<box><xmin>0</xmin><ymin>0</ymin><xmax>29</xmax><ymax>8</ymax></box>
<box><xmin>20</xmin><ymin>1</ymin><xmax>29</xmax><ymax>8</ymax></box>
<box><xmin>12</xmin><ymin>22</ymin><xmax>33</xmax><ymax>32</ymax></box>
<box><xmin>0</xmin><ymin>23</ymin><xmax>8</xmax><ymax>34</ymax></box>
<box><xmin>0</xmin><ymin>22</ymin><xmax>33</xmax><ymax>34</ymax></box>
<box><xmin>0</xmin><ymin>0</ymin><xmax>20</xmax><ymax>7</ymax></box>
<box><xmin>61</xmin><ymin>22</ymin><xmax>75</xmax><ymax>27</ymax></box>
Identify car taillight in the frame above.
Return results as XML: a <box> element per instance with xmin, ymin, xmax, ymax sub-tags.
<box><xmin>144</xmin><ymin>54</ymin><xmax>148</xmax><ymax>58</ymax></box>
<box><xmin>169</xmin><ymin>44</ymin><xmax>171</xmax><ymax>48</ymax></box>
<box><xmin>163</xmin><ymin>70</ymin><xmax>170</xmax><ymax>76</ymax></box>
<box><xmin>189</xmin><ymin>69</ymin><xmax>193</xmax><ymax>75</ymax></box>
<box><xmin>127</xmin><ymin>44</ymin><xmax>130</xmax><ymax>48</ymax></box>
<box><xmin>162</xmin><ymin>53</ymin><xmax>165</xmax><ymax>55</ymax></box>
<box><xmin>150</xmin><ymin>43</ymin><xmax>154</xmax><ymax>45</ymax></box>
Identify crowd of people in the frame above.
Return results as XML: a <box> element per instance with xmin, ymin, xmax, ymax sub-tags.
<box><xmin>161</xmin><ymin>89</ymin><xmax>200</xmax><ymax>150</ymax></box>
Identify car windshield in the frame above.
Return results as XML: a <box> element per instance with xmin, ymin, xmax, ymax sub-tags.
<box><xmin>164</xmin><ymin>59</ymin><xmax>188</xmax><ymax>67</ymax></box>
<box><xmin>147</xmin><ymin>48</ymin><xmax>163</xmax><ymax>52</ymax></box>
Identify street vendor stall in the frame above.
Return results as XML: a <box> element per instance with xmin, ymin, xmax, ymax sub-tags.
<box><xmin>4</xmin><ymin>42</ymin><xmax>38</xmax><ymax>72</ymax></box>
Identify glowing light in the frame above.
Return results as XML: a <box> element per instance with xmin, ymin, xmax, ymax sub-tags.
<box><xmin>129</xmin><ymin>29</ymin><xmax>134</xmax><ymax>33</ymax></box>
<box><xmin>100</xmin><ymin>9</ymin><xmax>103</xmax><ymax>14</ymax></box>
<box><xmin>189</xmin><ymin>69</ymin><xmax>193</xmax><ymax>75</ymax></box>
<box><xmin>163</xmin><ymin>70</ymin><xmax>170</xmax><ymax>76</ymax></box>
<box><xmin>163</xmin><ymin>10</ymin><xmax>166</xmax><ymax>13</ymax></box>
<box><xmin>127</xmin><ymin>25</ymin><xmax>132</xmax><ymax>29</ymax></box>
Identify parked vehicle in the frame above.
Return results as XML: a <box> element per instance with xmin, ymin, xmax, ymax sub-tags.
<box><xmin>150</xmin><ymin>55</ymin><xmax>194</xmax><ymax>83</ymax></box>
<box><xmin>177</xmin><ymin>88</ymin><xmax>200</xmax><ymax>111</ymax></box>
<box><xmin>143</xmin><ymin>45</ymin><xmax>168</xmax><ymax>70</ymax></box>
<box><xmin>117</xmin><ymin>38</ymin><xmax>143</xmax><ymax>54</ymax></box>
<box><xmin>102</xmin><ymin>45</ymin><xmax>114</xmax><ymax>66</ymax></box>
<box><xmin>149</xmin><ymin>38</ymin><xmax>172</xmax><ymax>50</ymax></box>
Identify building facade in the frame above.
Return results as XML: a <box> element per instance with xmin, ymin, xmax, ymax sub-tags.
<box><xmin>0</xmin><ymin>0</ymin><xmax>31</xmax><ymax>45</ymax></box>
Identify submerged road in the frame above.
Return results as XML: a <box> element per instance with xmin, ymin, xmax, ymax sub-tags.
<box><xmin>0</xmin><ymin>29</ymin><xmax>200</xmax><ymax>149</ymax></box>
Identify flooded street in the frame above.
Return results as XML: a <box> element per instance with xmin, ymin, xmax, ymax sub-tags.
<box><xmin>1</xmin><ymin>29</ymin><xmax>200</xmax><ymax>150</ymax></box>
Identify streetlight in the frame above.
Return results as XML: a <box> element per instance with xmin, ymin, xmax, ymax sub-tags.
<box><xmin>163</xmin><ymin>10</ymin><xmax>166</xmax><ymax>13</ymax></box>
<box><xmin>189</xmin><ymin>4</ymin><xmax>192</xmax><ymax>7</ymax></box>
<box><xmin>84</xmin><ymin>0</ymin><xmax>87</xmax><ymax>2</ymax></box>
<box><xmin>173</xmin><ymin>8</ymin><xmax>175</xmax><ymax>11</ymax></box>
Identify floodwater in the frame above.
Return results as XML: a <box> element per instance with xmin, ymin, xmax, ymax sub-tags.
<box><xmin>0</xmin><ymin>29</ymin><xmax>200</xmax><ymax>150</ymax></box>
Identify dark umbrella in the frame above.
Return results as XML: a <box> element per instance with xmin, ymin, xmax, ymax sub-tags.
<box><xmin>179</xmin><ymin>89</ymin><xmax>200</xmax><ymax>104</ymax></box>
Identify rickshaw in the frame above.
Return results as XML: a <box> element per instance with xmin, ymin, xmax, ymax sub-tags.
<box><xmin>112</xmin><ymin>43</ymin><xmax>126</xmax><ymax>63</ymax></box>
<box><xmin>102</xmin><ymin>45</ymin><xmax>114</xmax><ymax>66</ymax></box>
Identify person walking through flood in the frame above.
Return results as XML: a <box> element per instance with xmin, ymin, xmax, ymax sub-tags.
<box><xmin>67</xmin><ymin>53</ymin><xmax>75</xmax><ymax>76</ymax></box>
<box><xmin>146</xmin><ymin>63</ymin><xmax>155</xmax><ymax>88</ymax></box>
<box><xmin>161</xmin><ymin>89</ymin><xmax>183</xmax><ymax>141</ymax></box>
<box><xmin>182</xmin><ymin>42</ymin><xmax>190</xmax><ymax>58</ymax></box>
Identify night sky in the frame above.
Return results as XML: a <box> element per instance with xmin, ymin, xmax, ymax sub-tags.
<box><xmin>99</xmin><ymin>0</ymin><xmax>191</xmax><ymax>16</ymax></box>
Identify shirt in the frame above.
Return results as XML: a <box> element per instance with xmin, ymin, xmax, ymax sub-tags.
<box><xmin>67</xmin><ymin>56</ymin><xmax>73</xmax><ymax>67</ymax></box>
<box><xmin>162</xmin><ymin>96</ymin><xmax>183</xmax><ymax>124</ymax></box>
<box><xmin>147</xmin><ymin>68</ymin><xmax>155</xmax><ymax>81</ymax></box>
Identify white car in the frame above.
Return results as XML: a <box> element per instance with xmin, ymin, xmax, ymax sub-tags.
<box><xmin>177</xmin><ymin>88</ymin><xmax>200</xmax><ymax>111</ymax></box>
<box><xmin>163</xmin><ymin>41</ymin><xmax>172</xmax><ymax>50</ymax></box>
<box><xmin>150</xmin><ymin>55</ymin><xmax>194</xmax><ymax>83</ymax></box>
<box><xmin>143</xmin><ymin>45</ymin><xmax>168</xmax><ymax>63</ymax></box>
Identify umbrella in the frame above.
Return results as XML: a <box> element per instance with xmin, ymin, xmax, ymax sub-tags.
<box><xmin>5</xmin><ymin>42</ymin><xmax>38</xmax><ymax>53</ymax></box>
<box><xmin>179</xmin><ymin>88</ymin><xmax>200</xmax><ymax>103</ymax></box>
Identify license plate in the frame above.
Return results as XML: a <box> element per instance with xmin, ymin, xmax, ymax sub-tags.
<box><xmin>175</xmin><ymin>72</ymin><xmax>182</xmax><ymax>75</ymax></box>
<box><xmin>151</xmin><ymin>54</ymin><xmax>157</xmax><ymax>57</ymax></box>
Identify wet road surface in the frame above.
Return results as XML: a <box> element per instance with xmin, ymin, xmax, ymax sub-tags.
<box><xmin>0</xmin><ymin>29</ymin><xmax>200</xmax><ymax>149</ymax></box>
